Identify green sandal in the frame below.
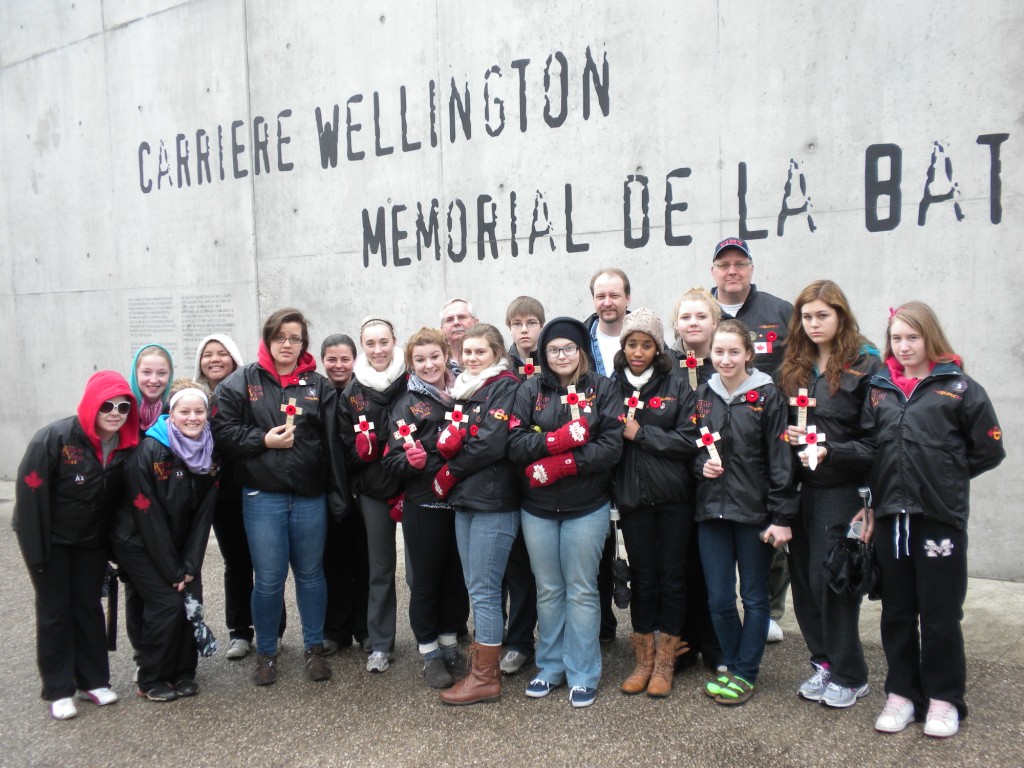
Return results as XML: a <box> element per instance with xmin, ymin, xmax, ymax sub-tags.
<box><xmin>704</xmin><ymin>669</ymin><xmax>734</xmax><ymax>699</ymax></box>
<box><xmin>714</xmin><ymin>675</ymin><xmax>755</xmax><ymax>706</ymax></box>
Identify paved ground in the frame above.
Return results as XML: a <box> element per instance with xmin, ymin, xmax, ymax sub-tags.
<box><xmin>1</xmin><ymin>479</ymin><xmax>1022</xmax><ymax>768</ymax></box>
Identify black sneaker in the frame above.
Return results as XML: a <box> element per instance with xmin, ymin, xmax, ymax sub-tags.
<box><xmin>441</xmin><ymin>645</ymin><xmax>467</xmax><ymax>678</ymax></box>
<box><xmin>423</xmin><ymin>655</ymin><xmax>453</xmax><ymax>689</ymax></box>
<box><xmin>137</xmin><ymin>683</ymin><xmax>179</xmax><ymax>702</ymax></box>
<box><xmin>174</xmin><ymin>677</ymin><xmax>199</xmax><ymax>697</ymax></box>
<box><xmin>253</xmin><ymin>654</ymin><xmax>279</xmax><ymax>686</ymax></box>
<box><xmin>304</xmin><ymin>646</ymin><xmax>333</xmax><ymax>682</ymax></box>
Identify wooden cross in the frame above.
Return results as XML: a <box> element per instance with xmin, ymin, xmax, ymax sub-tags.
<box><xmin>392</xmin><ymin>419</ymin><xmax>417</xmax><ymax>445</ymax></box>
<box><xmin>280</xmin><ymin>398</ymin><xmax>303</xmax><ymax>428</ymax></box>
<box><xmin>561</xmin><ymin>385</ymin><xmax>582</xmax><ymax>420</ymax></box>
<box><xmin>681</xmin><ymin>350</ymin><xmax>704</xmax><ymax>391</ymax></box>
<box><xmin>518</xmin><ymin>358</ymin><xmax>536</xmax><ymax>378</ymax></box>
<box><xmin>445</xmin><ymin>405</ymin><xmax>466</xmax><ymax>428</ymax></box>
<box><xmin>624</xmin><ymin>390</ymin><xmax>645</xmax><ymax>421</ymax></box>
<box><xmin>798</xmin><ymin>425</ymin><xmax>827</xmax><ymax>471</ymax></box>
<box><xmin>789</xmin><ymin>388</ymin><xmax>816</xmax><ymax>429</ymax></box>
<box><xmin>353</xmin><ymin>415</ymin><xmax>375</xmax><ymax>434</ymax></box>
<box><xmin>696</xmin><ymin>426</ymin><xmax>722</xmax><ymax>464</ymax></box>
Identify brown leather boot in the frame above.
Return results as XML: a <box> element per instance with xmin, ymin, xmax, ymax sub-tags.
<box><xmin>439</xmin><ymin>642</ymin><xmax>502</xmax><ymax>705</ymax></box>
<box><xmin>647</xmin><ymin>633</ymin><xmax>682</xmax><ymax>698</ymax></box>
<box><xmin>620</xmin><ymin>633</ymin><xmax>656</xmax><ymax>695</ymax></box>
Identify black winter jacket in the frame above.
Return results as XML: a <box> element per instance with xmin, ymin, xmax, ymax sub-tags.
<box><xmin>861</xmin><ymin>361</ymin><xmax>1004</xmax><ymax>529</ymax></box>
<box><xmin>714</xmin><ymin>285</ymin><xmax>793</xmax><ymax>376</ymax></box>
<box><xmin>613</xmin><ymin>370</ymin><xmax>701</xmax><ymax>510</ymax></box>
<box><xmin>693</xmin><ymin>373</ymin><xmax>798</xmax><ymax>526</ymax></box>
<box><xmin>671</xmin><ymin>348</ymin><xmax>715</xmax><ymax>391</ymax></box>
<box><xmin>382</xmin><ymin>381</ymin><xmax>452</xmax><ymax>506</ymax></box>
<box><xmin>447</xmin><ymin>372</ymin><xmax>521</xmax><ymax>512</ymax></box>
<box><xmin>340</xmin><ymin>374</ymin><xmax>407</xmax><ymax>500</ymax></box>
<box><xmin>211</xmin><ymin>362</ymin><xmax>349</xmax><ymax>519</ymax></box>
<box><xmin>508</xmin><ymin>371</ymin><xmax>624</xmax><ymax>519</ymax></box>
<box><xmin>14</xmin><ymin>417</ymin><xmax>132</xmax><ymax>568</ymax></box>
<box><xmin>113</xmin><ymin>437</ymin><xmax>218</xmax><ymax>585</ymax></box>
<box><xmin>780</xmin><ymin>352</ymin><xmax>883</xmax><ymax>488</ymax></box>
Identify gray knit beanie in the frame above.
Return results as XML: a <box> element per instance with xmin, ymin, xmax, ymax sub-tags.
<box><xmin>619</xmin><ymin>307</ymin><xmax>664</xmax><ymax>349</ymax></box>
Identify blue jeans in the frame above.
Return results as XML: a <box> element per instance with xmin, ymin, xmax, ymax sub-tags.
<box><xmin>521</xmin><ymin>504</ymin><xmax>609</xmax><ymax>690</ymax></box>
<box><xmin>454</xmin><ymin>509</ymin><xmax>519</xmax><ymax>645</ymax></box>
<box><xmin>698</xmin><ymin>519</ymin><xmax>773</xmax><ymax>683</ymax></box>
<box><xmin>243</xmin><ymin>489</ymin><xmax>327</xmax><ymax>655</ymax></box>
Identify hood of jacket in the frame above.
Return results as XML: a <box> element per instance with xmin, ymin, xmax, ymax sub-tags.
<box><xmin>129</xmin><ymin>342</ymin><xmax>175</xmax><ymax>406</ymax></box>
<box><xmin>707</xmin><ymin>368</ymin><xmax>774</xmax><ymax>403</ymax></box>
<box><xmin>77</xmin><ymin>370</ymin><xmax>140</xmax><ymax>459</ymax></box>
<box><xmin>193</xmin><ymin>334</ymin><xmax>244</xmax><ymax>391</ymax></box>
<box><xmin>256</xmin><ymin>340</ymin><xmax>318</xmax><ymax>387</ymax></box>
<box><xmin>145</xmin><ymin>413</ymin><xmax>172</xmax><ymax>448</ymax></box>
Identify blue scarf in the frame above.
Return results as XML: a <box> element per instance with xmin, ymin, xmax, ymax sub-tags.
<box><xmin>146</xmin><ymin>414</ymin><xmax>214</xmax><ymax>475</ymax></box>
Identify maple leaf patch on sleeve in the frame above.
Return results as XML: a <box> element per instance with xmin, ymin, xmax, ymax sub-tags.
<box><xmin>133</xmin><ymin>493</ymin><xmax>151</xmax><ymax>512</ymax></box>
<box><xmin>24</xmin><ymin>471</ymin><xmax>43</xmax><ymax>490</ymax></box>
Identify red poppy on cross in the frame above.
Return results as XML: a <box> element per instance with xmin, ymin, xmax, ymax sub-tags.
<box><xmin>697</xmin><ymin>426</ymin><xmax>722</xmax><ymax>464</ymax></box>
<box><xmin>681</xmin><ymin>350</ymin><xmax>703</xmax><ymax>391</ymax></box>
<box><xmin>789</xmin><ymin>388</ymin><xmax>816</xmax><ymax>429</ymax></box>
<box><xmin>393</xmin><ymin>419</ymin><xmax>418</xmax><ymax>445</ymax></box>
<box><xmin>798</xmin><ymin>425</ymin><xmax>827</xmax><ymax>471</ymax></box>
<box><xmin>519</xmin><ymin>358</ymin><xmax>536</xmax><ymax>378</ymax></box>
<box><xmin>624</xmin><ymin>390</ymin><xmax>645</xmax><ymax>421</ymax></box>
<box><xmin>561</xmin><ymin>385</ymin><xmax>581</xmax><ymax>420</ymax></box>
<box><xmin>280</xmin><ymin>398</ymin><xmax>303</xmax><ymax>428</ymax></box>
<box><xmin>445</xmin><ymin>405</ymin><xmax>466</xmax><ymax>427</ymax></box>
<box><xmin>354</xmin><ymin>415</ymin><xmax>375</xmax><ymax>434</ymax></box>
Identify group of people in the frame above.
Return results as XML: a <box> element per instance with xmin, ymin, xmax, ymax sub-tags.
<box><xmin>14</xmin><ymin>237</ymin><xmax>1004</xmax><ymax>739</ymax></box>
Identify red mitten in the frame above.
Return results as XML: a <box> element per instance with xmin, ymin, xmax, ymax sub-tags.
<box><xmin>403</xmin><ymin>439</ymin><xmax>427</xmax><ymax>469</ymax></box>
<box><xmin>545</xmin><ymin>417</ymin><xmax>590</xmax><ymax>454</ymax></box>
<box><xmin>436</xmin><ymin>424</ymin><xmax>465</xmax><ymax>460</ymax></box>
<box><xmin>525</xmin><ymin>453</ymin><xmax>578</xmax><ymax>488</ymax></box>
<box><xmin>355</xmin><ymin>431</ymin><xmax>379</xmax><ymax>462</ymax></box>
<box><xmin>432</xmin><ymin>464</ymin><xmax>459</xmax><ymax>499</ymax></box>
<box><xmin>387</xmin><ymin>493</ymin><xmax>404</xmax><ymax>522</ymax></box>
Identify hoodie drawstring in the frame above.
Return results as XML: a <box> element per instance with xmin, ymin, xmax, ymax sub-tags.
<box><xmin>893</xmin><ymin>512</ymin><xmax>911</xmax><ymax>559</ymax></box>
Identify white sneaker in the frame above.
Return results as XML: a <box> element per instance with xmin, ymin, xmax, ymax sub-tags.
<box><xmin>77</xmin><ymin>687</ymin><xmax>119</xmax><ymax>706</ymax></box>
<box><xmin>821</xmin><ymin>681</ymin><xmax>869</xmax><ymax>708</ymax></box>
<box><xmin>225</xmin><ymin>638</ymin><xmax>252</xmax><ymax>660</ymax></box>
<box><xmin>51</xmin><ymin>697</ymin><xmax>77</xmax><ymax>720</ymax></box>
<box><xmin>875</xmin><ymin>693</ymin><xmax>916</xmax><ymax>733</ymax></box>
<box><xmin>797</xmin><ymin>662</ymin><xmax>831</xmax><ymax>701</ymax></box>
<box><xmin>366</xmin><ymin>650</ymin><xmax>391</xmax><ymax>673</ymax></box>
<box><xmin>923</xmin><ymin>699</ymin><xmax>959</xmax><ymax>738</ymax></box>
<box><xmin>766</xmin><ymin>620</ymin><xmax>784</xmax><ymax>643</ymax></box>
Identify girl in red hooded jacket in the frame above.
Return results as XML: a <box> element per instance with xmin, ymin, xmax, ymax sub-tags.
<box><xmin>13</xmin><ymin>370</ymin><xmax>139</xmax><ymax>720</ymax></box>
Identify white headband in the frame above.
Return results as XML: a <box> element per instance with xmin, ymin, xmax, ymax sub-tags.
<box><xmin>169</xmin><ymin>387</ymin><xmax>210</xmax><ymax>411</ymax></box>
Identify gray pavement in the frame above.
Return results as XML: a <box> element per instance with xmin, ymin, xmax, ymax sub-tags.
<box><xmin>1</xmin><ymin>479</ymin><xmax>1022</xmax><ymax>768</ymax></box>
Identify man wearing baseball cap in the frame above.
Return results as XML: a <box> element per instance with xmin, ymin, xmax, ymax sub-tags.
<box><xmin>709</xmin><ymin>236</ymin><xmax>795</xmax><ymax>643</ymax></box>
<box><xmin>710</xmin><ymin>237</ymin><xmax>793</xmax><ymax>376</ymax></box>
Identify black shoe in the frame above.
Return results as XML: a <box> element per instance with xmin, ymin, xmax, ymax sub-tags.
<box><xmin>441</xmin><ymin>645</ymin><xmax>467</xmax><ymax>678</ymax></box>
<box><xmin>137</xmin><ymin>683</ymin><xmax>179</xmax><ymax>702</ymax></box>
<box><xmin>424</xmin><ymin>656</ymin><xmax>453</xmax><ymax>689</ymax></box>
<box><xmin>174</xmin><ymin>677</ymin><xmax>199</xmax><ymax>697</ymax></box>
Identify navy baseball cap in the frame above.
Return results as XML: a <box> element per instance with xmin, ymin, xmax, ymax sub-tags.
<box><xmin>712</xmin><ymin>237</ymin><xmax>753</xmax><ymax>261</ymax></box>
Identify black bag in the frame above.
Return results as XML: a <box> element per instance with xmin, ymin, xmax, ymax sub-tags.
<box><xmin>823</xmin><ymin>526</ymin><xmax>878</xmax><ymax>598</ymax></box>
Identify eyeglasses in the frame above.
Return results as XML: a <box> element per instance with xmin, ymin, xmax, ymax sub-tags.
<box><xmin>510</xmin><ymin>321</ymin><xmax>541</xmax><ymax>330</ymax></box>
<box><xmin>99</xmin><ymin>401</ymin><xmax>132</xmax><ymax>415</ymax></box>
<box><xmin>272</xmin><ymin>335</ymin><xmax>304</xmax><ymax>346</ymax></box>
<box><xmin>545</xmin><ymin>344</ymin><xmax>579</xmax><ymax>358</ymax></box>
<box><xmin>713</xmin><ymin>260</ymin><xmax>752</xmax><ymax>271</ymax></box>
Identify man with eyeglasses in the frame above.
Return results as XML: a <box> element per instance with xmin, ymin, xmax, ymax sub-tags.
<box><xmin>440</xmin><ymin>298</ymin><xmax>479</xmax><ymax>374</ymax></box>
<box><xmin>710</xmin><ymin>237</ymin><xmax>793</xmax><ymax>376</ymax></box>
<box><xmin>710</xmin><ymin>236</ymin><xmax>795</xmax><ymax>644</ymax></box>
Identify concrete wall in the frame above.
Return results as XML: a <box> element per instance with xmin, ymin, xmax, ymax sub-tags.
<box><xmin>1</xmin><ymin>1</ymin><xmax>1021</xmax><ymax>578</ymax></box>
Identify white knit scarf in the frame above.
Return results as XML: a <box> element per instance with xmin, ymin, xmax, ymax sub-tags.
<box><xmin>353</xmin><ymin>353</ymin><xmax>405</xmax><ymax>393</ymax></box>
<box><xmin>451</xmin><ymin>360</ymin><xmax>509</xmax><ymax>401</ymax></box>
